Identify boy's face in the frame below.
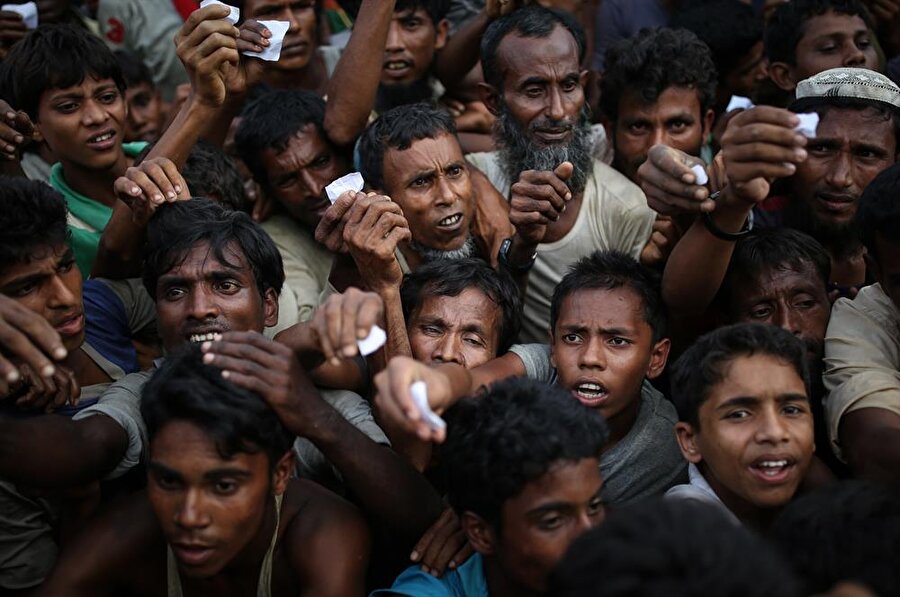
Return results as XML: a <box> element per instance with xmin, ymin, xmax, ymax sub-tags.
<box><xmin>791</xmin><ymin>11</ymin><xmax>877</xmax><ymax>85</ymax></box>
<box><xmin>676</xmin><ymin>354</ymin><xmax>814</xmax><ymax>514</ymax></box>
<box><xmin>407</xmin><ymin>286</ymin><xmax>502</xmax><ymax>369</ymax></box>
<box><xmin>148</xmin><ymin>420</ymin><xmax>292</xmax><ymax>578</ymax></box>
<box><xmin>259</xmin><ymin>123</ymin><xmax>349</xmax><ymax>230</ymax></box>
<box><xmin>123</xmin><ymin>81</ymin><xmax>162</xmax><ymax>143</ymax></box>
<box><xmin>36</xmin><ymin>76</ymin><xmax>126</xmax><ymax>172</ymax></box>
<box><xmin>490</xmin><ymin>458</ymin><xmax>604</xmax><ymax>594</ymax></box>
<box><xmin>381</xmin><ymin>132</ymin><xmax>475</xmax><ymax>254</ymax></box>
<box><xmin>550</xmin><ymin>287</ymin><xmax>668</xmax><ymax>425</ymax></box>
<box><xmin>610</xmin><ymin>85</ymin><xmax>712</xmax><ymax>183</ymax></box>
<box><xmin>0</xmin><ymin>244</ymin><xmax>85</xmax><ymax>353</ymax></box>
<box><xmin>381</xmin><ymin>7</ymin><xmax>447</xmax><ymax>86</ymax></box>
<box><xmin>244</xmin><ymin>0</ymin><xmax>317</xmax><ymax>73</ymax></box>
<box><xmin>154</xmin><ymin>241</ymin><xmax>279</xmax><ymax>353</ymax></box>
<box><xmin>727</xmin><ymin>261</ymin><xmax>831</xmax><ymax>363</ymax></box>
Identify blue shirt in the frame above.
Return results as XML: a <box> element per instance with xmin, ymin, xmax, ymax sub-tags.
<box><xmin>371</xmin><ymin>554</ymin><xmax>489</xmax><ymax>597</ymax></box>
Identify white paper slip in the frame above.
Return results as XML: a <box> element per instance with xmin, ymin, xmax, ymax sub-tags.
<box><xmin>795</xmin><ymin>112</ymin><xmax>819</xmax><ymax>138</ymax></box>
<box><xmin>726</xmin><ymin>95</ymin><xmax>754</xmax><ymax>112</ymax></box>
<box><xmin>357</xmin><ymin>325</ymin><xmax>386</xmax><ymax>356</ymax></box>
<box><xmin>242</xmin><ymin>20</ymin><xmax>289</xmax><ymax>61</ymax></box>
<box><xmin>690</xmin><ymin>164</ymin><xmax>708</xmax><ymax>186</ymax></box>
<box><xmin>2</xmin><ymin>2</ymin><xmax>38</xmax><ymax>29</ymax></box>
<box><xmin>411</xmin><ymin>381</ymin><xmax>446</xmax><ymax>431</ymax></box>
<box><xmin>325</xmin><ymin>172</ymin><xmax>365</xmax><ymax>203</ymax></box>
<box><xmin>200</xmin><ymin>0</ymin><xmax>240</xmax><ymax>24</ymax></box>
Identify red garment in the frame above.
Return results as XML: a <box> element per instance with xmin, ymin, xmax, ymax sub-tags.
<box><xmin>171</xmin><ymin>0</ymin><xmax>197</xmax><ymax>21</ymax></box>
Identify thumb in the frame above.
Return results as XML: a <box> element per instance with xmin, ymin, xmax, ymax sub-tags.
<box><xmin>554</xmin><ymin>161</ymin><xmax>574</xmax><ymax>181</ymax></box>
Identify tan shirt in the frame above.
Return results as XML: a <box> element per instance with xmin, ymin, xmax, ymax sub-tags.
<box><xmin>823</xmin><ymin>283</ymin><xmax>900</xmax><ymax>461</ymax></box>
<box><xmin>466</xmin><ymin>153</ymin><xmax>655</xmax><ymax>342</ymax></box>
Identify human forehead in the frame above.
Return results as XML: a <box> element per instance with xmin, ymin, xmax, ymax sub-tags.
<box><xmin>505</xmin><ymin>459</ymin><xmax>602</xmax><ymax>515</ymax></box>
<box><xmin>618</xmin><ymin>86</ymin><xmax>703</xmax><ymax>120</ymax></box>
<box><xmin>556</xmin><ymin>286</ymin><xmax>647</xmax><ymax>328</ymax></box>
<box><xmin>813</xmin><ymin>107</ymin><xmax>896</xmax><ymax>146</ymax></box>
<box><xmin>159</xmin><ymin>242</ymin><xmax>253</xmax><ymax>282</ymax></box>
<box><xmin>0</xmin><ymin>243</ymin><xmax>71</xmax><ymax>288</ymax></box>
<box><xmin>799</xmin><ymin>11</ymin><xmax>870</xmax><ymax>42</ymax></box>
<box><xmin>704</xmin><ymin>354</ymin><xmax>807</xmax><ymax>407</ymax></box>
<box><xmin>411</xmin><ymin>287</ymin><xmax>499</xmax><ymax>324</ymax></box>
<box><xmin>244</xmin><ymin>0</ymin><xmax>314</xmax><ymax>15</ymax></box>
<box><xmin>497</xmin><ymin>25</ymin><xmax>581</xmax><ymax>87</ymax></box>
<box><xmin>732</xmin><ymin>263</ymin><xmax>825</xmax><ymax>298</ymax></box>
<box><xmin>265</xmin><ymin>124</ymin><xmax>330</xmax><ymax>171</ymax></box>
<box><xmin>42</xmin><ymin>75</ymin><xmax>119</xmax><ymax>103</ymax></box>
<box><xmin>383</xmin><ymin>133</ymin><xmax>464</xmax><ymax>176</ymax></box>
<box><xmin>150</xmin><ymin>419</ymin><xmax>268</xmax><ymax>476</ymax></box>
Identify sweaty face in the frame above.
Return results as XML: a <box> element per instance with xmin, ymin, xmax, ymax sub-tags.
<box><xmin>260</xmin><ymin>124</ymin><xmax>348</xmax><ymax>230</ymax></box>
<box><xmin>148</xmin><ymin>420</ymin><xmax>280</xmax><ymax>578</ymax></box>
<box><xmin>789</xmin><ymin>108</ymin><xmax>896</xmax><ymax>242</ymax></box>
<box><xmin>0</xmin><ymin>244</ymin><xmax>84</xmax><ymax>353</ymax></box>
<box><xmin>612</xmin><ymin>86</ymin><xmax>709</xmax><ymax>183</ymax></box>
<box><xmin>382</xmin><ymin>132</ymin><xmax>475</xmax><ymax>253</ymax></box>
<box><xmin>792</xmin><ymin>12</ymin><xmax>878</xmax><ymax>84</ymax></box>
<box><xmin>154</xmin><ymin>242</ymin><xmax>278</xmax><ymax>352</ymax></box>
<box><xmin>382</xmin><ymin>8</ymin><xmax>446</xmax><ymax>86</ymax></box>
<box><xmin>494</xmin><ymin>458</ymin><xmax>604</xmax><ymax>594</ymax></box>
<box><xmin>550</xmin><ymin>288</ymin><xmax>660</xmax><ymax>426</ymax></box>
<box><xmin>727</xmin><ymin>263</ymin><xmax>831</xmax><ymax>362</ymax></box>
<box><xmin>681</xmin><ymin>354</ymin><xmax>814</xmax><ymax>514</ymax></box>
<box><xmin>407</xmin><ymin>287</ymin><xmax>501</xmax><ymax>368</ymax></box>
<box><xmin>36</xmin><ymin>76</ymin><xmax>127</xmax><ymax>171</ymax></box>
<box><xmin>244</xmin><ymin>0</ymin><xmax>316</xmax><ymax>72</ymax></box>
<box><xmin>124</xmin><ymin>81</ymin><xmax>162</xmax><ymax>143</ymax></box>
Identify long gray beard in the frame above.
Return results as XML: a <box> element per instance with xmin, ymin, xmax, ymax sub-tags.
<box><xmin>409</xmin><ymin>235</ymin><xmax>477</xmax><ymax>262</ymax></box>
<box><xmin>495</xmin><ymin>103</ymin><xmax>594</xmax><ymax>196</ymax></box>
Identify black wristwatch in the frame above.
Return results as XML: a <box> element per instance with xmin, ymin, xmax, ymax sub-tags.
<box><xmin>499</xmin><ymin>237</ymin><xmax>537</xmax><ymax>273</ymax></box>
<box><xmin>701</xmin><ymin>191</ymin><xmax>755</xmax><ymax>241</ymax></box>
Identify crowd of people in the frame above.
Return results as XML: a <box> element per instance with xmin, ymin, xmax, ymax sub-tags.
<box><xmin>0</xmin><ymin>0</ymin><xmax>899</xmax><ymax>595</ymax></box>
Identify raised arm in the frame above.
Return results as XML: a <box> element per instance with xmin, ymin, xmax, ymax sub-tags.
<box><xmin>323</xmin><ymin>0</ymin><xmax>397</xmax><ymax>147</ymax></box>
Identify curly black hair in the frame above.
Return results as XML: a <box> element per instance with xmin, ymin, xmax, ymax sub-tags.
<box><xmin>0</xmin><ymin>177</ymin><xmax>69</xmax><ymax>271</ymax></box>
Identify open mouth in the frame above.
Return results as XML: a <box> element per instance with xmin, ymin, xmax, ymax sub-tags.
<box><xmin>87</xmin><ymin>130</ymin><xmax>117</xmax><ymax>150</ymax></box>
<box><xmin>281</xmin><ymin>41</ymin><xmax>309</xmax><ymax>57</ymax></box>
<box><xmin>383</xmin><ymin>59</ymin><xmax>413</xmax><ymax>76</ymax></box>
<box><xmin>748</xmin><ymin>458</ymin><xmax>796</xmax><ymax>482</ymax></box>
<box><xmin>573</xmin><ymin>382</ymin><xmax>608</xmax><ymax>407</ymax></box>
<box><xmin>438</xmin><ymin>213</ymin><xmax>463</xmax><ymax>227</ymax></box>
<box><xmin>188</xmin><ymin>332</ymin><xmax>222</xmax><ymax>344</ymax></box>
<box><xmin>54</xmin><ymin>313</ymin><xmax>84</xmax><ymax>336</ymax></box>
<box><xmin>816</xmin><ymin>193</ymin><xmax>855</xmax><ymax>214</ymax></box>
<box><xmin>172</xmin><ymin>543</ymin><xmax>216</xmax><ymax>568</ymax></box>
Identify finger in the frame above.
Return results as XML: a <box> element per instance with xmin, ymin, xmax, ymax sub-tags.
<box><xmin>311</xmin><ymin>310</ymin><xmax>338</xmax><ymax>364</ymax></box>
<box><xmin>645</xmin><ymin>144</ymin><xmax>697</xmax><ymax>182</ymax></box>
<box><xmin>322</xmin><ymin>298</ymin><xmax>347</xmax><ymax>364</ymax></box>
<box><xmin>357</xmin><ymin>294</ymin><xmax>383</xmax><ymax>339</ymax></box>
<box><xmin>639</xmin><ymin>163</ymin><xmax>710</xmax><ymax>202</ymax></box>
<box><xmin>158</xmin><ymin>159</ymin><xmax>189</xmax><ymax>198</ymax></box>
<box><xmin>726</xmin><ymin>141</ymin><xmax>807</xmax><ymax>165</ymax></box>
<box><xmin>336</xmin><ymin>292</ymin><xmax>367</xmax><ymax>358</ymax></box>
<box><xmin>518</xmin><ymin>170</ymin><xmax>571</xmax><ymax>202</ymax></box>
<box><xmin>411</xmin><ymin>508</ymin><xmax>454</xmax><ymax>561</ymax></box>
<box><xmin>554</xmin><ymin>161</ymin><xmax>574</xmax><ymax>183</ymax></box>
<box><xmin>428</xmin><ymin>530</ymin><xmax>468</xmax><ymax>576</ymax></box>
<box><xmin>127</xmin><ymin>168</ymin><xmax>165</xmax><ymax>205</ymax></box>
<box><xmin>510</xmin><ymin>194</ymin><xmax>563</xmax><ymax>221</ymax></box>
<box><xmin>511</xmin><ymin>181</ymin><xmax>567</xmax><ymax>213</ymax></box>
<box><xmin>728</xmin><ymin>161</ymin><xmax>799</xmax><ymax>180</ymax></box>
<box><xmin>0</xmin><ymin>299</ymin><xmax>66</xmax><ymax>372</ymax></box>
<box><xmin>142</xmin><ymin>162</ymin><xmax>178</xmax><ymax>202</ymax></box>
<box><xmin>730</xmin><ymin>105</ymin><xmax>801</xmax><ymax>129</ymax></box>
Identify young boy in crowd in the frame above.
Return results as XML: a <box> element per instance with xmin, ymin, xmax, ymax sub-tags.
<box><xmin>373</xmin><ymin>251</ymin><xmax>686</xmax><ymax>505</ymax></box>
<box><xmin>114</xmin><ymin>51</ymin><xmax>163</xmax><ymax>144</ymax></box>
<box><xmin>36</xmin><ymin>347</ymin><xmax>371</xmax><ymax>596</ymax></box>
<box><xmin>373</xmin><ymin>376</ymin><xmax>608</xmax><ymax>596</ymax></box>
<box><xmin>1</xmin><ymin>25</ymin><xmax>148</xmax><ymax>277</ymax></box>
<box><xmin>667</xmin><ymin>323</ymin><xmax>816</xmax><ymax>529</ymax></box>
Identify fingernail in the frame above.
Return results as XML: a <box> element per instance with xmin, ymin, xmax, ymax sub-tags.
<box><xmin>174</xmin><ymin>184</ymin><xmax>182</xmax><ymax>193</ymax></box>
<box><xmin>167</xmin><ymin>191</ymin><xmax>176</xmax><ymax>199</ymax></box>
<box><xmin>13</xmin><ymin>135</ymin><xmax>23</xmax><ymax>143</ymax></box>
<box><xmin>213</xmin><ymin>333</ymin><xmax>222</xmax><ymax>341</ymax></box>
<box><xmin>784</xmin><ymin>162</ymin><xmax>797</xmax><ymax>173</ymax></box>
<box><xmin>201</xmin><ymin>341</ymin><xmax>212</xmax><ymax>351</ymax></box>
<box><xmin>222</xmin><ymin>370</ymin><xmax>231</xmax><ymax>379</ymax></box>
<box><xmin>53</xmin><ymin>347</ymin><xmax>67</xmax><ymax>360</ymax></box>
<box><xmin>154</xmin><ymin>194</ymin><xmax>164</xmax><ymax>202</ymax></box>
<box><xmin>41</xmin><ymin>364</ymin><xmax>55</xmax><ymax>377</ymax></box>
<box><xmin>449</xmin><ymin>561</ymin><xmax>456</xmax><ymax>569</ymax></box>
<box><xmin>6</xmin><ymin>369</ymin><xmax>20</xmax><ymax>383</ymax></box>
<box><xmin>795</xmin><ymin>148</ymin><xmax>807</xmax><ymax>161</ymax></box>
<box><xmin>4</xmin><ymin>145</ymin><xmax>13</xmax><ymax>153</ymax></box>
<box><xmin>410</xmin><ymin>551</ymin><xmax>419</xmax><ymax>561</ymax></box>
<box><xmin>695</xmin><ymin>189</ymin><xmax>707</xmax><ymax>200</ymax></box>
<box><xmin>202</xmin><ymin>352</ymin><xmax>215</xmax><ymax>364</ymax></box>
<box><xmin>565</xmin><ymin>192</ymin><xmax>572</xmax><ymax>201</ymax></box>
<box><xmin>131</xmin><ymin>186</ymin><xmax>140</xmax><ymax>195</ymax></box>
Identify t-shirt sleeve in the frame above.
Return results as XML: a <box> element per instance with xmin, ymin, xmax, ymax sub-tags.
<box><xmin>95</xmin><ymin>278</ymin><xmax>159</xmax><ymax>343</ymax></box>
<box><xmin>71</xmin><ymin>371</ymin><xmax>151</xmax><ymax>479</ymax></box>
<box><xmin>370</xmin><ymin>564</ymin><xmax>458</xmax><ymax>597</ymax></box>
<box><xmin>508</xmin><ymin>344</ymin><xmax>554</xmax><ymax>383</ymax></box>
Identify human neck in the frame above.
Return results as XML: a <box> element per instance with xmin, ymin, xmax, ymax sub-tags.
<box><xmin>60</xmin><ymin>153</ymin><xmax>129</xmax><ymax>208</ymax></box>
<box><xmin>698</xmin><ymin>463</ymin><xmax>781</xmax><ymax>531</ymax></box>
<box><xmin>483</xmin><ymin>556</ymin><xmax>544</xmax><ymax>597</ymax></box>
<box><xmin>264</xmin><ymin>53</ymin><xmax>328</xmax><ymax>95</ymax></box>
<box><xmin>600</xmin><ymin>391</ymin><xmax>642</xmax><ymax>451</ymax></box>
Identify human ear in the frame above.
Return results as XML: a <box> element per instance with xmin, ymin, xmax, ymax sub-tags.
<box><xmin>271</xmin><ymin>450</ymin><xmax>296</xmax><ymax>495</ymax></box>
<box><xmin>768</xmin><ymin>62</ymin><xmax>797</xmax><ymax>92</ymax></box>
<box><xmin>460</xmin><ymin>511</ymin><xmax>497</xmax><ymax>556</ymax></box>
<box><xmin>434</xmin><ymin>18</ymin><xmax>449</xmax><ymax>51</ymax></box>
<box><xmin>263</xmin><ymin>287</ymin><xmax>279</xmax><ymax>328</ymax></box>
<box><xmin>675</xmin><ymin>422</ymin><xmax>702</xmax><ymax>464</ymax></box>
<box><xmin>702</xmin><ymin>108</ymin><xmax>715</xmax><ymax>137</ymax></box>
<box><xmin>478</xmin><ymin>83</ymin><xmax>502</xmax><ymax>116</ymax></box>
<box><xmin>645</xmin><ymin>338</ymin><xmax>671</xmax><ymax>380</ymax></box>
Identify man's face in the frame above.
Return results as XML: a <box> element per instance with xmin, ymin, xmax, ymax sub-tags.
<box><xmin>382</xmin><ymin>7</ymin><xmax>447</xmax><ymax>86</ymax></box>
<box><xmin>154</xmin><ymin>242</ymin><xmax>278</xmax><ymax>352</ymax></box>
<box><xmin>408</xmin><ymin>287</ymin><xmax>501</xmax><ymax>368</ymax></box>
<box><xmin>382</xmin><ymin>132</ymin><xmax>475</xmax><ymax>253</ymax></box>
<box><xmin>727</xmin><ymin>262</ymin><xmax>831</xmax><ymax>362</ymax></box>
<box><xmin>792</xmin><ymin>11</ymin><xmax>878</xmax><ymax>84</ymax></box>
<box><xmin>244</xmin><ymin>0</ymin><xmax>317</xmax><ymax>72</ymax></box>
<box><xmin>493</xmin><ymin>458</ymin><xmax>604</xmax><ymax>594</ymax></box>
<box><xmin>148</xmin><ymin>420</ymin><xmax>288</xmax><ymax>578</ymax></box>
<box><xmin>492</xmin><ymin>25</ymin><xmax>586</xmax><ymax>148</ymax></box>
<box><xmin>871</xmin><ymin>233</ymin><xmax>900</xmax><ymax>312</ymax></box>
<box><xmin>0</xmin><ymin>244</ymin><xmax>84</xmax><ymax>353</ymax></box>
<box><xmin>678</xmin><ymin>354</ymin><xmax>814</xmax><ymax>514</ymax></box>
<box><xmin>550</xmin><ymin>287</ymin><xmax>665</xmax><ymax>425</ymax></box>
<box><xmin>259</xmin><ymin>124</ymin><xmax>349</xmax><ymax>230</ymax></box>
<box><xmin>36</xmin><ymin>76</ymin><xmax>127</xmax><ymax>171</ymax></box>
<box><xmin>611</xmin><ymin>85</ymin><xmax>710</xmax><ymax>183</ymax></box>
<box><xmin>723</xmin><ymin>40</ymin><xmax>768</xmax><ymax>99</ymax></box>
<box><xmin>123</xmin><ymin>81</ymin><xmax>162</xmax><ymax>143</ymax></box>
<box><xmin>790</xmin><ymin>108</ymin><xmax>896</xmax><ymax>236</ymax></box>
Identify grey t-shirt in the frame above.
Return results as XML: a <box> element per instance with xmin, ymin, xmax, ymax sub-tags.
<box><xmin>509</xmin><ymin>343</ymin><xmax>687</xmax><ymax>505</ymax></box>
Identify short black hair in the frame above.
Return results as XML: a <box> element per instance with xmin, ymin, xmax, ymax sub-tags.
<box><xmin>550</xmin><ymin>251</ymin><xmax>667</xmax><ymax>342</ymax></box>
<box><xmin>400</xmin><ymin>258</ymin><xmax>522</xmax><ymax>354</ymax></box>
<box><xmin>481</xmin><ymin>5</ymin><xmax>586</xmax><ymax>91</ymax></box>
<box><xmin>358</xmin><ymin>102</ymin><xmax>457</xmax><ymax>191</ymax></box>
<box><xmin>439</xmin><ymin>377</ymin><xmax>608</xmax><ymax>529</ymax></box>
<box><xmin>771</xmin><ymin>481</ymin><xmax>900</xmax><ymax>596</ymax></box>
<box><xmin>551</xmin><ymin>499</ymin><xmax>801</xmax><ymax>597</ymax></box>
<box><xmin>235</xmin><ymin>88</ymin><xmax>334</xmax><ymax>189</ymax></box>
<box><xmin>600</xmin><ymin>27</ymin><xmax>717</xmax><ymax>125</ymax></box>
<box><xmin>182</xmin><ymin>141</ymin><xmax>249</xmax><ymax>213</ymax></box>
<box><xmin>671</xmin><ymin>1</ymin><xmax>763</xmax><ymax>84</ymax></box>
<box><xmin>0</xmin><ymin>24</ymin><xmax>125</xmax><ymax>120</ymax></box>
<box><xmin>856</xmin><ymin>163</ymin><xmax>900</xmax><ymax>266</ymax></box>
<box><xmin>0</xmin><ymin>177</ymin><xmax>69</xmax><ymax>273</ymax></box>
<box><xmin>764</xmin><ymin>0</ymin><xmax>873</xmax><ymax>65</ymax></box>
<box><xmin>670</xmin><ymin>323</ymin><xmax>810</xmax><ymax>428</ymax></box>
<box><xmin>719</xmin><ymin>229</ymin><xmax>831</xmax><ymax>311</ymax></box>
<box><xmin>142</xmin><ymin>199</ymin><xmax>284</xmax><ymax>300</ymax></box>
<box><xmin>338</xmin><ymin>0</ymin><xmax>449</xmax><ymax>24</ymax></box>
<box><xmin>142</xmin><ymin>346</ymin><xmax>294</xmax><ymax>470</ymax></box>
<box><xmin>114</xmin><ymin>50</ymin><xmax>154</xmax><ymax>89</ymax></box>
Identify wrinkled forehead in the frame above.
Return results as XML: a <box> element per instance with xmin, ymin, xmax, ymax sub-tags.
<box><xmin>497</xmin><ymin>24</ymin><xmax>581</xmax><ymax>85</ymax></box>
<box><xmin>161</xmin><ymin>241</ymin><xmax>252</xmax><ymax>281</ymax></box>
